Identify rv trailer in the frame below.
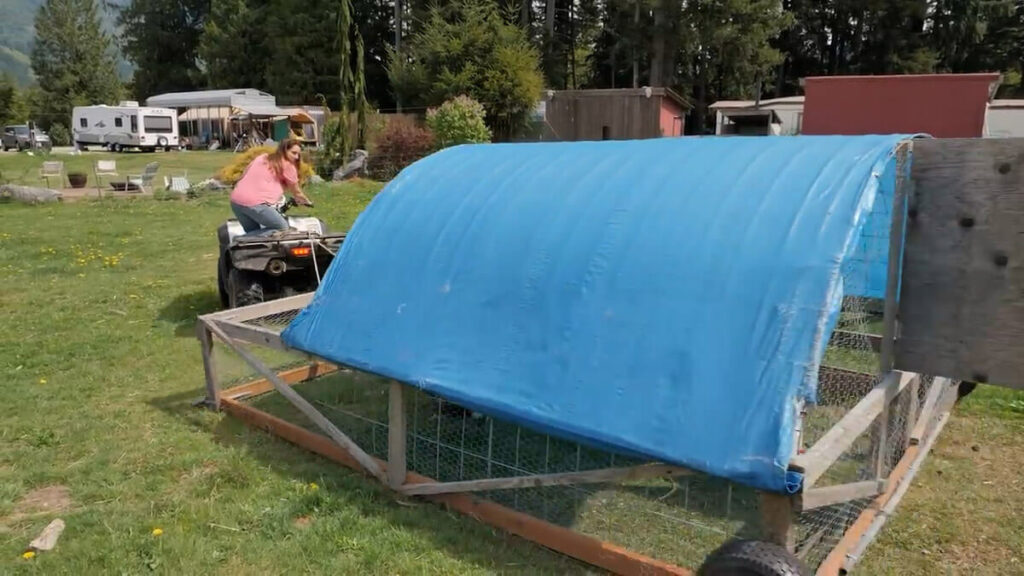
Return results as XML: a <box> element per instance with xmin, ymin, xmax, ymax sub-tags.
<box><xmin>72</xmin><ymin>101</ymin><xmax>180</xmax><ymax>152</ymax></box>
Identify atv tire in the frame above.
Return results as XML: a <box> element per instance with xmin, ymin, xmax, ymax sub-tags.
<box><xmin>699</xmin><ymin>540</ymin><xmax>810</xmax><ymax>576</ymax></box>
<box><xmin>217</xmin><ymin>259</ymin><xmax>230</xmax><ymax>308</ymax></box>
<box><xmin>227</xmin><ymin>268</ymin><xmax>265</xmax><ymax>309</ymax></box>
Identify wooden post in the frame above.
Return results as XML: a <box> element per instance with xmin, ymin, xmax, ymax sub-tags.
<box><xmin>388</xmin><ymin>381</ymin><xmax>407</xmax><ymax>489</ymax></box>
<box><xmin>196</xmin><ymin>321</ymin><xmax>219</xmax><ymax>409</ymax></box>
<box><xmin>902</xmin><ymin>375</ymin><xmax>920</xmax><ymax>450</ymax></box>
<box><xmin>205</xmin><ymin>318</ymin><xmax>388</xmax><ymax>483</ymax></box>
<box><xmin>759</xmin><ymin>493</ymin><xmax>795</xmax><ymax>552</ymax></box>
<box><xmin>876</xmin><ymin>148</ymin><xmax>910</xmax><ymax>480</ymax></box>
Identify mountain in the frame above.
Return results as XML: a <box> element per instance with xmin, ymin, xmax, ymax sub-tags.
<box><xmin>0</xmin><ymin>0</ymin><xmax>131</xmax><ymax>86</ymax></box>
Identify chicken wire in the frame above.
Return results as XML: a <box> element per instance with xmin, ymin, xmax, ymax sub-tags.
<box><xmin>201</xmin><ymin>144</ymin><xmax>936</xmax><ymax>571</ymax></box>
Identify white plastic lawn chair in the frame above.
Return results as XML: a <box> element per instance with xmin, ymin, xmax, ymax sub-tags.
<box><xmin>94</xmin><ymin>160</ymin><xmax>118</xmax><ymax>197</ymax></box>
<box><xmin>39</xmin><ymin>161</ymin><xmax>65</xmax><ymax>188</ymax></box>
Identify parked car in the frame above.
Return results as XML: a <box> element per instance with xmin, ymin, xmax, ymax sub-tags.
<box><xmin>2</xmin><ymin>125</ymin><xmax>52</xmax><ymax>152</ymax></box>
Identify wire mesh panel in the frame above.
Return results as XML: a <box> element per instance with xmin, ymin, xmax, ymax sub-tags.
<box><xmin>231</xmin><ymin>367</ymin><xmax>756</xmax><ymax>569</ymax></box>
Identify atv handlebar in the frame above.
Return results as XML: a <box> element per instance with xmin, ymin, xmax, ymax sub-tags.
<box><xmin>280</xmin><ymin>196</ymin><xmax>314</xmax><ymax>213</ymax></box>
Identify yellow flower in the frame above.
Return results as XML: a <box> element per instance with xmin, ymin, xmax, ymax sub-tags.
<box><xmin>152</xmin><ymin>528</ymin><xmax>163</xmax><ymax>536</ymax></box>
<box><xmin>39</xmin><ymin>378</ymin><xmax>46</xmax><ymax>384</ymax></box>
<box><xmin>22</xmin><ymin>550</ymin><xmax>35</xmax><ymax>559</ymax></box>
<box><xmin>309</xmin><ymin>482</ymin><xmax>319</xmax><ymax>491</ymax></box>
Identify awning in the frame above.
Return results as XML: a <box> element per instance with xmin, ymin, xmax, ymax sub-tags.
<box><xmin>231</xmin><ymin>105</ymin><xmax>316</xmax><ymax>124</ymax></box>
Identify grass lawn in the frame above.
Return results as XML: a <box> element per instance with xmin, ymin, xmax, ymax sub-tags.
<box><xmin>0</xmin><ymin>149</ymin><xmax>234</xmax><ymax>190</ymax></box>
<box><xmin>1</xmin><ymin>152</ymin><xmax>1022</xmax><ymax>574</ymax></box>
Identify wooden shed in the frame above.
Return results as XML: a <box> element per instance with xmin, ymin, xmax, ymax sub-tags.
<box><xmin>539</xmin><ymin>88</ymin><xmax>690</xmax><ymax>141</ymax></box>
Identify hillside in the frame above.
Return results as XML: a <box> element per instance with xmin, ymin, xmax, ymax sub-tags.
<box><xmin>0</xmin><ymin>0</ymin><xmax>130</xmax><ymax>86</ymax></box>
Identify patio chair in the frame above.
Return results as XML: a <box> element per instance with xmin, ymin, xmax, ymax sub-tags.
<box><xmin>118</xmin><ymin>162</ymin><xmax>159</xmax><ymax>194</ymax></box>
<box><xmin>164</xmin><ymin>170</ymin><xmax>191</xmax><ymax>194</ymax></box>
<box><xmin>94</xmin><ymin>160</ymin><xmax>118</xmax><ymax>197</ymax></box>
<box><xmin>39</xmin><ymin>161</ymin><xmax>65</xmax><ymax>188</ymax></box>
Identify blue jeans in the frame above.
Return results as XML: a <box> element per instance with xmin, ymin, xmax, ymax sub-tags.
<box><xmin>231</xmin><ymin>201</ymin><xmax>288</xmax><ymax>237</ymax></box>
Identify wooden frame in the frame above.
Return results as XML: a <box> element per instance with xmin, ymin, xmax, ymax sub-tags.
<box><xmin>199</xmin><ymin>294</ymin><xmax>947</xmax><ymax>576</ymax></box>
<box><xmin>791</xmin><ymin>371</ymin><xmax>917</xmax><ymax>489</ymax></box>
<box><xmin>194</xmin><ymin>140</ymin><xmax>959</xmax><ymax>576</ymax></box>
<box><xmin>218</xmin><ymin>394</ymin><xmax>693</xmax><ymax>576</ymax></box>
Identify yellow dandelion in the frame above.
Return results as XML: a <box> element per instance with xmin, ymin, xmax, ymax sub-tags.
<box><xmin>39</xmin><ymin>378</ymin><xmax>46</xmax><ymax>384</ymax></box>
<box><xmin>152</xmin><ymin>528</ymin><xmax>163</xmax><ymax>536</ymax></box>
<box><xmin>309</xmin><ymin>482</ymin><xmax>319</xmax><ymax>491</ymax></box>
<box><xmin>22</xmin><ymin>550</ymin><xmax>35</xmax><ymax>560</ymax></box>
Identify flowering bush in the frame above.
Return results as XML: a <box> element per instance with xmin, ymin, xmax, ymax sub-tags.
<box><xmin>425</xmin><ymin>95</ymin><xmax>491</xmax><ymax>149</ymax></box>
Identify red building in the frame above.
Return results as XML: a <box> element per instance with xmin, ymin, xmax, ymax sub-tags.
<box><xmin>540</xmin><ymin>88</ymin><xmax>690</xmax><ymax>141</ymax></box>
<box><xmin>801</xmin><ymin>73</ymin><xmax>1001</xmax><ymax>138</ymax></box>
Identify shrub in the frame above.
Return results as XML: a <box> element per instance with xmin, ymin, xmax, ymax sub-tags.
<box><xmin>369</xmin><ymin>118</ymin><xmax>435</xmax><ymax>180</ymax></box>
<box><xmin>47</xmin><ymin>122</ymin><xmax>70</xmax><ymax>146</ymax></box>
<box><xmin>388</xmin><ymin>0</ymin><xmax>543</xmax><ymax>140</ymax></box>
<box><xmin>426</xmin><ymin>95</ymin><xmax>492</xmax><ymax>149</ymax></box>
<box><xmin>216</xmin><ymin>146</ymin><xmax>315</xmax><ymax>185</ymax></box>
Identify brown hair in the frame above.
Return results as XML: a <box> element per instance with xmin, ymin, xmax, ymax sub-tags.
<box><xmin>267</xmin><ymin>138</ymin><xmax>302</xmax><ymax>182</ymax></box>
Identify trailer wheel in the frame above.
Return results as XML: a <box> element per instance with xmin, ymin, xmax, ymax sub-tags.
<box><xmin>113</xmin><ymin>143</ymin><xmax>123</xmax><ymax>153</ymax></box>
<box><xmin>228</xmin><ymin>268</ymin><xmax>264</xmax><ymax>309</ymax></box>
<box><xmin>699</xmin><ymin>540</ymin><xmax>810</xmax><ymax>576</ymax></box>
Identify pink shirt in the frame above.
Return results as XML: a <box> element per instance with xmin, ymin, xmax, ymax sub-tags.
<box><xmin>230</xmin><ymin>154</ymin><xmax>299</xmax><ymax>207</ymax></box>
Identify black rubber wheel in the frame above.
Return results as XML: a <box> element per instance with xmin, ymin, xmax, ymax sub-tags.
<box><xmin>699</xmin><ymin>540</ymin><xmax>810</xmax><ymax>576</ymax></box>
<box><xmin>227</xmin><ymin>268</ymin><xmax>264</xmax><ymax>308</ymax></box>
<box><xmin>217</xmin><ymin>256</ymin><xmax>230</xmax><ymax>309</ymax></box>
<box><xmin>956</xmin><ymin>381</ymin><xmax>978</xmax><ymax>402</ymax></box>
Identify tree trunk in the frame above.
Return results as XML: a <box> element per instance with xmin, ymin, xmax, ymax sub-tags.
<box><xmin>546</xmin><ymin>0</ymin><xmax>556</xmax><ymax>37</ymax></box>
<box><xmin>650</xmin><ymin>0</ymin><xmax>665</xmax><ymax>86</ymax></box>
<box><xmin>521</xmin><ymin>0</ymin><xmax>530</xmax><ymax>28</ymax></box>
<box><xmin>394</xmin><ymin>0</ymin><xmax>402</xmax><ymax>111</ymax></box>
<box><xmin>632</xmin><ymin>0</ymin><xmax>640</xmax><ymax>88</ymax></box>
<box><xmin>694</xmin><ymin>64</ymin><xmax>707</xmax><ymax>135</ymax></box>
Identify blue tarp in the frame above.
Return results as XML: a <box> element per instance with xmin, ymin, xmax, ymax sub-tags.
<box><xmin>282</xmin><ymin>135</ymin><xmax>912</xmax><ymax>492</ymax></box>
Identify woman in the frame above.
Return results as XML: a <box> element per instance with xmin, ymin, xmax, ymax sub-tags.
<box><xmin>229</xmin><ymin>138</ymin><xmax>313</xmax><ymax>237</ymax></box>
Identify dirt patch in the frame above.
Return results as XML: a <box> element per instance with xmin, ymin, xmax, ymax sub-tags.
<box><xmin>3</xmin><ymin>485</ymin><xmax>72</xmax><ymax>525</ymax></box>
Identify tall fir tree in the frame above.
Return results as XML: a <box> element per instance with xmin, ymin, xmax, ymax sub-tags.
<box><xmin>31</xmin><ymin>0</ymin><xmax>122</xmax><ymax>130</ymax></box>
<box><xmin>388</xmin><ymin>0</ymin><xmax>544</xmax><ymax>139</ymax></box>
<box><xmin>118</xmin><ymin>0</ymin><xmax>209</xmax><ymax>98</ymax></box>
<box><xmin>199</xmin><ymin>0</ymin><xmax>269</xmax><ymax>89</ymax></box>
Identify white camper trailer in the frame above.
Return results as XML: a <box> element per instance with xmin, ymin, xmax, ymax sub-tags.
<box><xmin>72</xmin><ymin>101</ymin><xmax>180</xmax><ymax>152</ymax></box>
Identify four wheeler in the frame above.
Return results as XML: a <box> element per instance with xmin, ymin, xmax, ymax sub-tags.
<box><xmin>217</xmin><ymin>197</ymin><xmax>346</xmax><ymax>308</ymax></box>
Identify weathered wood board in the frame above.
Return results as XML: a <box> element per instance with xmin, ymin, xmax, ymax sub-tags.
<box><xmin>895</xmin><ymin>138</ymin><xmax>1024</xmax><ymax>389</ymax></box>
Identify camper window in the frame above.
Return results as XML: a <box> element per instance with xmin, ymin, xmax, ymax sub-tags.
<box><xmin>115</xmin><ymin>117</ymin><xmax>123</xmax><ymax>128</ymax></box>
<box><xmin>79</xmin><ymin>118</ymin><xmax>87</xmax><ymax>128</ymax></box>
<box><xmin>130</xmin><ymin>115</ymin><xmax>137</xmax><ymax>133</ymax></box>
<box><xmin>143</xmin><ymin>116</ymin><xmax>173</xmax><ymax>134</ymax></box>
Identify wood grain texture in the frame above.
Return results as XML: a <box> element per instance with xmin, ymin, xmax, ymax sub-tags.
<box><xmin>896</xmin><ymin>138</ymin><xmax>1024</xmax><ymax>388</ymax></box>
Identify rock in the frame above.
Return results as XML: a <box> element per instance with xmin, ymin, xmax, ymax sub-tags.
<box><xmin>0</xmin><ymin>185</ymin><xmax>62</xmax><ymax>204</ymax></box>
<box><xmin>309</xmin><ymin>174</ymin><xmax>325</xmax><ymax>184</ymax></box>
<box><xmin>29</xmin><ymin>519</ymin><xmax>65</xmax><ymax>551</ymax></box>
<box><xmin>333</xmin><ymin>149</ymin><xmax>369</xmax><ymax>181</ymax></box>
<box><xmin>196</xmin><ymin>179</ymin><xmax>228</xmax><ymax>191</ymax></box>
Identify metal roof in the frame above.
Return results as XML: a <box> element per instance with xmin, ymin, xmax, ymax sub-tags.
<box><xmin>146</xmin><ymin>89</ymin><xmax>276</xmax><ymax>109</ymax></box>
<box><xmin>710</xmin><ymin>96</ymin><xmax>805</xmax><ymax>109</ymax></box>
<box><xmin>990</xmin><ymin>99</ymin><xmax>1024</xmax><ymax>109</ymax></box>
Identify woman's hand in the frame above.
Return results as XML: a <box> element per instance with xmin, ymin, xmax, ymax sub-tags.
<box><xmin>292</xmin><ymin>189</ymin><xmax>313</xmax><ymax>207</ymax></box>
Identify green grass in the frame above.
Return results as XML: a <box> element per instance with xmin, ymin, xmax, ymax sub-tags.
<box><xmin>0</xmin><ymin>149</ymin><xmax>234</xmax><ymax>189</ymax></box>
<box><xmin>0</xmin><ymin>150</ymin><xmax>1022</xmax><ymax>574</ymax></box>
<box><xmin>0</xmin><ymin>181</ymin><xmax>587</xmax><ymax>575</ymax></box>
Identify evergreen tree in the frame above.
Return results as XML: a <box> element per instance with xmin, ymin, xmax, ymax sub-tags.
<box><xmin>0</xmin><ymin>73</ymin><xmax>29</xmax><ymax>125</ymax></box>
<box><xmin>118</xmin><ymin>0</ymin><xmax>208</xmax><ymax>98</ymax></box>
<box><xmin>31</xmin><ymin>0</ymin><xmax>122</xmax><ymax>130</ymax></box>
<box><xmin>389</xmin><ymin>0</ymin><xmax>544</xmax><ymax>139</ymax></box>
<box><xmin>199</xmin><ymin>0</ymin><xmax>269</xmax><ymax>89</ymax></box>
